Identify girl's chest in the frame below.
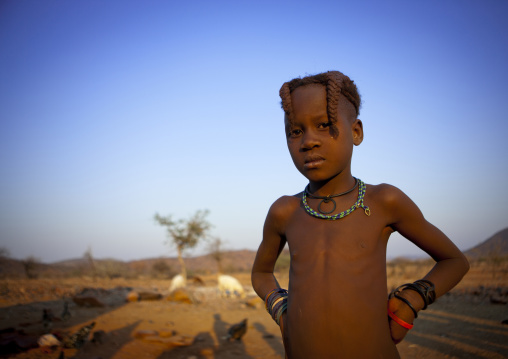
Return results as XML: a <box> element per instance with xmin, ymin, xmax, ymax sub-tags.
<box><xmin>284</xmin><ymin>207</ymin><xmax>392</xmax><ymax>260</ymax></box>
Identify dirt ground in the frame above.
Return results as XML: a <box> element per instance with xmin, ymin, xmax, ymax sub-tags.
<box><xmin>0</xmin><ymin>267</ymin><xmax>507</xmax><ymax>359</ymax></box>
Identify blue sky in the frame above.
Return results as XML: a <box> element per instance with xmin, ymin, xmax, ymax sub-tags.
<box><xmin>1</xmin><ymin>0</ymin><xmax>507</xmax><ymax>263</ymax></box>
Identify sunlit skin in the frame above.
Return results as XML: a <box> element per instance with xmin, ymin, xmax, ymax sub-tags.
<box><xmin>251</xmin><ymin>84</ymin><xmax>469</xmax><ymax>358</ymax></box>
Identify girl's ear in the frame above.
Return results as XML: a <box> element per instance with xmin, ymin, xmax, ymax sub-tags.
<box><xmin>352</xmin><ymin>119</ymin><xmax>364</xmax><ymax>146</ymax></box>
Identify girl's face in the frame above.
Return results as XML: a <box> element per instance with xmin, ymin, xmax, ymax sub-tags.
<box><xmin>285</xmin><ymin>84</ymin><xmax>363</xmax><ymax>186</ymax></box>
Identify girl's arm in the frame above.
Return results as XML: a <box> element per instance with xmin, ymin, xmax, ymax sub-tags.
<box><xmin>382</xmin><ymin>185</ymin><xmax>469</xmax><ymax>343</ymax></box>
<box><xmin>251</xmin><ymin>197</ymin><xmax>289</xmax><ymax>300</ymax></box>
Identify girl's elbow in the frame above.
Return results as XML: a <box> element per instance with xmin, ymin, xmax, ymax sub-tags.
<box><xmin>251</xmin><ymin>270</ymin><xmax>263</xmax><ymax>290</ymax></box>
<box><xmin>461</xmin><ymin>254</ymin><xmax>470</xmax><ymax>276</ymax></box>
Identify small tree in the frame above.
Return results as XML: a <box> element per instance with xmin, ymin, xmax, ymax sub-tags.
<box><xmin>0</xmin><ymin>247</ymin><xmax>10</xmax><ymax>259</ymax></box>
<box><xmin>22</xmin><ymin>256</ymin><xmax>40</xmax><ymax>279</ymax></box>
<box><xmin>152</xmin><ymin>259</ymin><xmax>172</xmax><ymax>279</ymax></box>
<box><xmin>154</xmin><ymin>210</ymin><xmax>211</xmax><ymax>281</ymax></box>
<box><xmin>208</xmin><ymin>237</ymin><xmax>226</xmax><ymax>273</ymax></box>
<box><xmin>83</xmin><ymin>246</ymin><xmax>97</xmax><ymax>279</ymax></box>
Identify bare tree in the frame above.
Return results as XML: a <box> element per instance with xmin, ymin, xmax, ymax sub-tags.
<box><xmin>208</xmin><ymin>237</ymin><xmax>226</xmax><ymax>273</ymax></box>
<box><xmin>154</xmin><ymin>210</ymin><xmax>211</xmax><ymax>281</ymax></box>
<box><xmin>0</xmin><ymin>247</ymin><xmax>10</xmax><ymax>259</ymax></box>
<box><xmin>152</xmin><ymin>259</ymin><xmax>172</xmax><ymax>279</ymax></box>
<box><xmin>22</xmin><ymin>256</ymin><xmax>40</xmax><ymax>279</ymax></box>
<box><xmin>489</xmin><ymin>242</ymin><xmax>505</xmax><ymax>279</ymax></box>
<box><xmin>83</xmin><ymin>246</ymin><xmax>97</xmax><ymax>279</ymax></box>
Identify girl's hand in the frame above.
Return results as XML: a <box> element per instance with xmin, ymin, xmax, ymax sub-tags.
<box><xmin>280</xmin><ymin>311</ymin><xmax>289</xmax><ymax>358</ymax></box>
<box><xmin>279</xmin><ymin>311</ymin><xmax>287</xmax><ymax>335</ymax></box>
<box><xmin>388</xmin><ymin>296</ymin><xmax>415</xmax><ymax>344</ymax></box>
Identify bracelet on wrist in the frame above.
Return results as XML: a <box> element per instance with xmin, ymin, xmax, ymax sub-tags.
<box><xmin>388</xmin><ymin>308</ymin><xmax>414</xmax><ymax>330</ymax></box>
<box><xmin>265</xmin><ymin>288</ymin><xmax>288</xmax><ymax>326</ymax></box>
<box><xmin>392</xmin><ymin>292</ymin><xmax>418</xmax><ymax>318</ymax></box>
<box><xmin>389</xmin><ymin>279</ymin><xmax>436</xmax><ymax>311</ymax></box>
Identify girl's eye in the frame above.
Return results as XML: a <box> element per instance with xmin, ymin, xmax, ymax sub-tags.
<box><xmin>288</xmin><ymin>129</ymin><xmax>302</xmax><ymax>138</ymax></box>
<box><xmin>318</xmin><ymin>122</ymin><xmax>331</xmax><ymax>129</ymax></box>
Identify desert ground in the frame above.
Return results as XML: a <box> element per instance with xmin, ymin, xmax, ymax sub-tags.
<box><xmin>1</xmin><ymin>260</ymin><xmax>507</xmax><ymax>359</ymax></box>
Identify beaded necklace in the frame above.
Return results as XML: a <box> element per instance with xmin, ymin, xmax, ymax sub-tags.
<box><xmin>302</xmin><ymin>178</ymin><xmax>371</xmax><ymax>220</ymax></box>
<box><xmin>304</xmin><ymin>177</ymin><xmax>358</xmax><ymax>214</ymax></box>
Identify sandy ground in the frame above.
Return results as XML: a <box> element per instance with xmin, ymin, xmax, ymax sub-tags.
<box><xmin>0</xmin><ymin>271</ymin><xmax>507</xmax><ymax>359</ymax></box>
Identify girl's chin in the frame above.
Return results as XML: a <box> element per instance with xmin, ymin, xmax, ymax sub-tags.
<box><xmin>301</xmin><ymin>172</ymin><xmax>332</xmax><ymax>183</ymax></box>
<box><xmin>301</xmin><ymin>170</ymin><xmax>348</xmax><ymax>184</ymax></box>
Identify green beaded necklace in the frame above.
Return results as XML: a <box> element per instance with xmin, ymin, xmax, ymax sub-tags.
<box><xmin>302</xmin><ymin>178</ymin><xmax>371</xmax><ymax>220</ymax></box>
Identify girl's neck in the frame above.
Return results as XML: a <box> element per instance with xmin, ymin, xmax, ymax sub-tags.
<box><xmin>307</xmin><ymin>172</ymin><xmax>356</xmax><ymax>197</ymax></box>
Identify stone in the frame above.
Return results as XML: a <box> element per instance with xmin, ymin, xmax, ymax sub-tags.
<box><xmin>133</xmin><ymin>330</ymin><xmax>158</xmax><ymax>339</ymax></box>
<box><xmin>138</xmin><ymin>291</ymin><xmax>163</xmax><ymax>301</ymax></box>
<box><xmin>167</xmin><ymin>335</ymin><xmax>194</xmax><ymax>346</ymax></box>
<box><xmin>166</xmin><ymin>289</ymin><xmax>193</xmax><ymax>304</ymax></box>
<box><xmin>158</xmin><ymin>329</ymin><xmax>176</xmax><ymax>338</ymax></box>
<box><xmin>72</xmin><ymin>296</ymin><xmax>105</xmax><ymax>307</ymax></box>
<box><xmin>91</xmin><ymin>330</ymin><xmax>106</xmax><ymax>344</ymax></box>
<box><xmin>246</xmin><ymin>296</ymin><xmax>263</xmax><ymax>309</ymax></box>
<box><xmin>37</xmin><ymin>334</ymin><xmax>61</xmax><ymax>347</ymax></box>
<box><xmin>126</xmin><ymin>291</ymin><xmax>140</xmax><ymax>302</ymax></box>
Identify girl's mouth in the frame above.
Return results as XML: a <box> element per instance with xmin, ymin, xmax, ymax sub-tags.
<box><xmin>304</xmin><ymin>156</ymin><xmax>324</xmax><ymax>169</ymax></box>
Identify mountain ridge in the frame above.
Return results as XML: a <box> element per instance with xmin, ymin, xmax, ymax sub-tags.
<box><xmin>463</xmin><ymin>227</ymin><xmax>508</xmax><ymax>259</ymax></box>
<box><xmin>1</xmin><ymin>228</ymin><xmax>506</xmax><ymax>279</ymax></box>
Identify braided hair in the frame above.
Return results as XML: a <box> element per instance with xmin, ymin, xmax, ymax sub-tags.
<box><xmin>279</xmin><ymin>71</ymin><xmax>361</xmax><ymax>128</ymax></box>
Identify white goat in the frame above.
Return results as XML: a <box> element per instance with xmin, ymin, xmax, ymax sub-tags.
<box><xmin>218</xmin><ymin>274</ymin><xmax>245</xmax><ymax>298</ymax></box>
<box><xmin>169</xmin><ymin>274</ymin><xmax>186</xmax><ymax>293</ymax></box>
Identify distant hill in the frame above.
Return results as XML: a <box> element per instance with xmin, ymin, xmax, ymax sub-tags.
<box><xmin>464</xmin><ymin>227</ymin><xmax>508</xmax><ymax>259</ymax></box>
<box><xmin>0</xmin><ymin>250</ymin><xmax>259</xmax><ymax>279</ymax></box>
<box><xmin>129</xmin><ymin>249</ymin><xmax>257</xmax><ymax>275</ymax></box>
<box><xmin>0</xmin><ymin>257</ymin><xmax>64</xmax><ymax>279</ymax></box>
<box><xmin>2</xmin><ymin>228</ymin><xmax>507</xmax><ymax>279</ymax></box>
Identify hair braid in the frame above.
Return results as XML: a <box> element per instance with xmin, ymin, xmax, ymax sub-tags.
<box><xmin>279</xmin><ymin>82</ymin><xmax>292</xmax><ymax>125</ymax></box>
<box><xmin>325</xmin><ymin>72</ymin><xmax>342</xmax><ymax>125</ymax></box>
<box><xmin>279</xmin><ymin>70</ymin><xmax>361</xmax><ymax>126</ymax></box>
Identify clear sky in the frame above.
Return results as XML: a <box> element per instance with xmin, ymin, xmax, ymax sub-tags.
<box><xmin>1</xmin><ymin>0</ymin><xmax>507</xmax><ymax>263</ymax></box>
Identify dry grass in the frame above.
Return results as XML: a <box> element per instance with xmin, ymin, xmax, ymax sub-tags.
<box><xmin>1</xmin><ymin>259</ymin><xmax>506</xmax><ymax>308</ymax></box>
<box><xmin>0</xmin><ymin>259</ymin><xmax>507</xmax><ymax>359</ymax></box>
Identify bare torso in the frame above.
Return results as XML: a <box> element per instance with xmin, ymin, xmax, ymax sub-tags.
<box><xmin>253</xmin><ymin>80</ymin><xmax>469</xmax><ymax>358</ymax></box>
<box><xmin>281</xmin><ymin>185</ymin><xmax>400</xmax><ymax>358</ymax></box>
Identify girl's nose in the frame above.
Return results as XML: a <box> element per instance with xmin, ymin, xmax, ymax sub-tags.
<box><xmin>300</xmin><ymin>131</ymin><xmax>321</xmax><ymax>151</ymax></box>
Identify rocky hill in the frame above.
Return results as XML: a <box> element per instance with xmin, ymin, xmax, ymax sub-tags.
<box><xmin>464</xmin><ymin>227</ymin><xmax>508</xmax><ymax>259</ymax></box>
<box><xmin>0</xmin><ymin>250</ymin><xmax>259</xmax><ymax>279</ymax></box>
<box><xmin>2</xmin><ymin>227</ymin><xmax>507</xmax><ymax>279</ymax></box>
<box><xmin>128</xmin><ymin>249</ymin><xmax>258</xmax><ymax>275</ymax></box>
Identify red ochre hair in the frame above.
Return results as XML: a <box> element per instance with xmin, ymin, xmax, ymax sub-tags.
<box><xmin>279</xmin><ymin>71</ymin><xmax>361</xmax><ymax>127</ymax></box>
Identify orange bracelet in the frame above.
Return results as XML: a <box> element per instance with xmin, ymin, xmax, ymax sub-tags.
<box><xmin>388</xmin><ymin>308</ymin><xmax>414</xmax><ymax>330</ymax></box>
<box><xmin>265</xmin><ymin>289</ymin><xmax>278</xmax><ymax>308</ymax></box>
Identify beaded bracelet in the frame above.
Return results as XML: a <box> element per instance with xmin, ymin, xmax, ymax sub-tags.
<box><xmin>265</xmin><ymin>288</ymin><xmax>287</xmax><ymax>310</ymax></box>
<box><xmin>265</xmin><ymin>288</ymin><xmax>288</xmax><ymax>326</ymax></box>
<box><xmin>387</xmin><ymin>308</ymin><xmax>414</xmax><ymax>330</ymax></box>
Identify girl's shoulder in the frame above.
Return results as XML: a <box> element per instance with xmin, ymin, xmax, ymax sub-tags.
<box><xmin>366</xmin><ymin>182</ymin><xmax>409</xmax><ymax>210</ymax></box>
<box><xmin>269</xmin><ymin>193</ymin><xmax>303</xmax><ymax>217</ymax></box>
